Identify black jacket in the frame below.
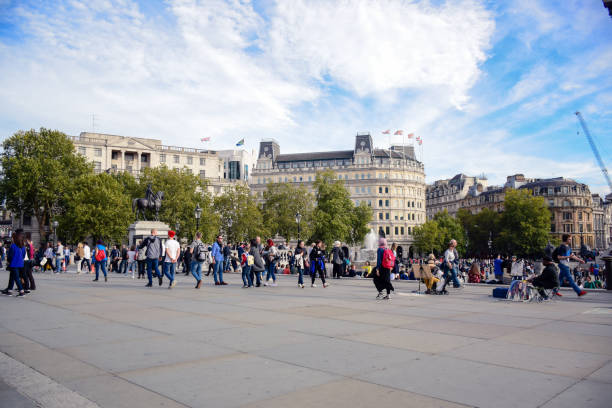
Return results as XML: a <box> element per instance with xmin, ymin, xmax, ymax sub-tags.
<box><xmin>532</xmin><ymin>263</ymin><xmax>560</xmax><ymax>289</ymax></box>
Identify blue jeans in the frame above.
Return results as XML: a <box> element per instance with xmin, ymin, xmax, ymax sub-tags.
<box><xmin>558</xmin><ymin>263</ymin><xmax>581</xmax><ymax>295</ymax></box>
<box><xmin>223</xmin><ymin>257</ymin><xmax>231</xmax><ymax>272</ymax></box>
<box><xmin>95</xmin><ymin>261</ymin><xmax>107</xmax><ymax>279</ymax></box>
<box><xmin>7</xmin><ymin>267</ymin><xmax>24</xmax><ymax>291</ymax></box>
<box><xmin>213</xmin><ymin>261</ymin><xmax>224</xmax><ymax>284</ymax></box>
<box><xmin>55</xmin><ymin>256</ymin><xmax>62</xmax><ymax>273</ymax></box>
<box><xmin>242</xmin><ymin>265</ymin><xmax>252</xmax><ymax>286</ymax></box>
<box><xmin>146</xmin><ymin>258</ymin><xmax>160</xmax><ymax>285</ymax></box>
<box><xmin>127</xmin><ymin>261</ymin><xmax>137</xmax><ymax>275</ymax></box>
<box><xmin>191</xmin><ymin>260</ymin><xmax>202</xmax><ymax>282</ymax></box>
<box><xmin>119</xmin><ymin>259</ymin><xmax>128</xmax><ymax>274</ymax></box>
<box><xmin>444</xmin><ymin>264</ymin><xmax>461</xmax><ymax>288</ymax></box>
<box><xmin>297</xmin><ymin>267</ymin><xmax>304</xmax><ymax>285</ymax></box>
<box><xmin>266</xmin><ymin>261</ymin><xmax>276</xmax><ymax>282</ymax></box>
<box><xmin>163</xmin><ymin>262</ymin><xmax>176</xmax><ymax>283</ymax></box>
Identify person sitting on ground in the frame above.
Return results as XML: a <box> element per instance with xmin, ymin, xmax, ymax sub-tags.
<box><xmin>468</xmin><ymin>261</ymin><xmax>481</xmax><ymax>283</ymax></box>
<box><xmin>583</xmin><ymin>275</ymin><xmax>596</xmax><ymax>289</ymax></box>
<box><xmin>347</xmin><ymin>263</ymin><xmax>357</xmax><ymax>277</ymax></box>
<box><xmin>527</xmin><ymin>255</ymin><xmax>560</xmax><ymax>299</ymax></box>
<box><xmin>593</xmin><ymin>277</ymin><xmax>603</xmax><ymax>288</ymax></box>
<box><xmin>421</xmin><ymin>254</ymin><xmax>440</xmax><ymax>294</ymax></box>
<box><xmin>363</xmin><ymin>261</ymin><xmax>373</xmax><ymax>278</ymax></box>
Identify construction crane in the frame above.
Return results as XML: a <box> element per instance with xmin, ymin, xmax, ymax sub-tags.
<box><xmin>575</xmin><ymin>111</ymin><xmax>612</xmax><ymax>194</ymax></box>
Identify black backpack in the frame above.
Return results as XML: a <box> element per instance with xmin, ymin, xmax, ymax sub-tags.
<box><xmin>194</xmin><ymin>242</ymin><xmax>207</xmax><ymax>262</ymax></box>
<box><xmin>551</xmin><ymin>246</ymin><xmax>561</xmax><ymax>263</ymax></box>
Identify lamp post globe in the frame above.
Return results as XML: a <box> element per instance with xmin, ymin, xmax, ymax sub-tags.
<box><xmin>295</xmin><ymin>212</ymin><xmax>302</xmax><ymax>241</ymax></box>
<box><xmin>194</xmin><ymin>204</ymin><xmax>202</xmax><ymax>232</ymax></box>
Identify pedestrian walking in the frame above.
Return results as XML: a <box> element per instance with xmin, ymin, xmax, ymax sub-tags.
<box><xmin>81</xmin><ymin>242</ymin><xmax>91</xmax><ymax>273</ymax></box>
<box><xmin>64</xmin><ymin>245</ymin><xmax>70</xmax><ymax>271</ymax></box>
<box><xmin>189</xmin><ymin>232</ymin><xmax>207</xmax><ymax>289</ymax></box>
<box><xmin>241</xmin><ymin>242</ymin><xmax>253</xmax><ymax>288</ymax></box>
<box><xmin>309</xmin><ymin>240</ymin><xmax>328</xmax><ymax>288</ymax></box>
<box><xmin>295</xmin><ymin>240</ymin><xmax>306</xmax><ymax>288</ymax></box>
<box><xmin>137</xmin><ymin>240</ymin><xmax>147</xmax><ymax>279</ymax></box>
<box><xmin>139</xmin><ymin>229</ymin><xmax>163</xmax><ymax>287</ymax></box>
<box><xmin>439</xmin><ymin>239</ymin><xmax>462</xmax><ymax>294</ymax></box>
<box><xmin>375</xmin><ymin>237</ymin><xmax>394</xmax><ymax>299</ymax></box>
<box><xmin>119</xmin><ymin>244</ymin><xmax>129</xmax><ymax>274</ymax></box>
<box><xmin>249</xmin><ymin>237</ymin><xmax>265</xmax><ymax>287</ymax></box>
<box><xmin>555</xmin><ymin>234</ymin><xmax>587</xmax><ymax>297</ymax></box>
<box><xmin>264</xmin><ymin>239</ymin><xmax>278</xmax><ymax>286</ymax></box>
<box><xmin>44</xmin><ymin>242</ymin><xmax>54</xmax><ymax>272</ymax></box>
<box><xmin>93</xmin><ymin>240</ymin><xmax>108</xmax><ymax>282</ymax></box>
<box><xmin>1</xmin><ymin>229</ymin><xmax>27</xmax><ymax>297</ymax></box>
<box><xmin>163</xmin><ymin>230</ymin><xmax>180</xmax><ymax>289</ymax></box>
<box><xmin>182</xmin><ymin>244</ymin><xmax>192</xmax><ymax>276</ymax></box>
<box><xmin>127</xmin><ymin>245</ymin><xmax>137</xmax><ymax>279</ymax></box>
<box><xmin>22</xmin><ymin>238</ymin><xmax>36</xmax><ymax>291</ymax></box>
<box><xmin>210</xmin><ymin>235</ymin><xmax>227</xmax><ymax>285</ymax></box>
<box><xmin>331</xmin><ymin>241</ymin><xmax>345</xmax><ymax>279</ymax></box>
<box><xmin>55</xmin><ymin>240</ymin><xmax>64</xmax><ymax>274</ymax></box>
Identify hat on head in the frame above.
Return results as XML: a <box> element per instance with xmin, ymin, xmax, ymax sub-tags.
<box><xmin>168</xmin><ymin>230</ymin><xmax>175</xmax><ymax>238</ymax></box>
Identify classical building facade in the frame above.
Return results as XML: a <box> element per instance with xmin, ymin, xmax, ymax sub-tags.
<box><xmin>249</xmin><ymin>134</ymin><xmax>426</xmax><ymax>250</ymax></box>
<box><xmin>592</xmin><ymin>193</ymin><xmax>612</xmax><ymax>249</ymax></box>
<box><xmin>70</xmin><ymin>132</ymin><xmax>254</xmax><ymax>195</ymax></box>
<box><xmin>426</xmin><ymin>174</ymin><xmax>489</xmax><ymax>219</ymax></box>
<box><xmin>427</xmin><ymin>174</ymin><xmax>600</xmax><ymax>250</ymax></box>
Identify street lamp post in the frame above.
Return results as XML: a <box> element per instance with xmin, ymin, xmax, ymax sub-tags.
<box><xmin>52</xmin><ymin>220</ymin><xmax>59</xmax><ymax>247</ymax></box>
<box><xmin>488</xmin><ymin>231</ymin><xmax>492</xmax><ymax>257</ymax></box>
<box><xmin>175</xmin><ymin>221</ymin><xmax>180</xmax><ymax>240</ymax></box>
<box><xmin>295</xmin><ymin>212</ymin><xmax>302</xmax><ymax>241</ymax></box>
<box><xmin>194</xmin><ymin>204</ymin><xmax>202</xmax><ymax>233</ymax></box>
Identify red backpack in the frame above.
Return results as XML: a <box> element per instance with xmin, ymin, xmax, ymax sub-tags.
<box><xmin>382</xmin><ymin>248</ymin><xmax>395</xmax><ymax>269</ymax></box>
<box><xmin>95</xmin><ymin>248</ymin><xmax>106</xmax><ymax>262</ymax></box>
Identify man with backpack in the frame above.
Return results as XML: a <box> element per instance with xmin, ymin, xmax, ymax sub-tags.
<box><xmin>138</xmin><ymin>229</ymin><xmax>163</xmax><ymax>287</ymax></box>
<box><xmin>554</xmin><ymin>234</ymin><xmax>587</xmax><ymax>297</ymax></box>
<box><xmin>189</xmin><ymin>231</ymin><xmax>207</xmax><ymax>289</ymax></box>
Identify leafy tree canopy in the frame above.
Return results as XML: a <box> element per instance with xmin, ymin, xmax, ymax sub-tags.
<box><xmin>214</xmin><ymin>184</ymin><xmax>266</xmax><ymax>243</ymax></box>
<box><xmin>262</xmin><ymin>182</ymin><xmax>315</xmax><ymax>242</ymax></box>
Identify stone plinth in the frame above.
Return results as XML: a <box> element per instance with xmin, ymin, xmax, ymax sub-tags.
<box><xmin>128</xmin><ymin>221</ymin><xmax>170</xmax><ymax>246</ymax></box>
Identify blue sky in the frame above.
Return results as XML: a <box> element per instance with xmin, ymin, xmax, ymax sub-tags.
<box><xmin>0</xmin><ymin>0</ymin><xmax>611</xmax><ymax>195</ymax></box>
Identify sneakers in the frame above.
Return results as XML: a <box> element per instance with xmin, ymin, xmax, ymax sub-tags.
<box><xmin>196</xmin><ymin>280</ymin><xmax>202</xmax><ymax>289</ymax></box>
<box><xmin>311</xmin><ymin>283</ymin><xmax>317</xmax><ymax>288</ymax></box>
<box><xmin>578</xmin><ymin>290</ymin><xmax>587</xmax><ymax>297</ymax></box>
<box><xmin>554</xmin><ymin>291</ymin><xmax>563</xmax><ymax>297</ymax></box>
<box><xmin>145</xmin><ymin>283</ymin><xmax>152</xmax><ymax>287</ymax></box>
<box><xmin>323</xmin><ymin>283</ymin><xmax>329</xmax><ymax>288</ymax></box>
<box><xmin>93</xmin><ymin>279</ymin><xmax>98</xmax><ymax>282</ymax></box>
<box><xmin>104</xmin><ymin>276</ymin><xmax>108</xmax><ymax>282</ymax></box>
<box><xmin>16</xmin><ymin>292</ymin><xmax>26</xmax><ymax>297</ymax></box>
<box><xmin>171</xmin><ymin>280</ymin><xmax>177</xmax><ymax>288</ymax></box>
<box><xmin>215</xmin><ymin>282</ymin><xmax>220</xmax><ymax>286</ymax></box>
<box><xmin>221</xmin><ymin>282</ymin><xmax>228</xmax><ymax>286</ymax></box>
<box><xmin>158</xmin><ymin>277</ymin><xmax>163</xmax><ymax>286</ymax></box>
<box><xmin>382</xmin><ymin>294</ymin><xmax>389</xmax><ymax>300</ymax></box>
<box><xmin>376</xmin><ymin>291</ymin><xmax>383</xmax><ymax>299</ymax></box>
<box><xmin>1</xmin><ymin>289</ymin><xmax>12</xmax><ymax>296</ymax></box>
<box><xmin>298</xmin><ymin>284</ymin><xmax>304</xmax><ymax>288</ymax></box>
<box><xmin>242</xmin><ymin>285</ymin><xmax>248</xmax><ymax>288</ymax></box>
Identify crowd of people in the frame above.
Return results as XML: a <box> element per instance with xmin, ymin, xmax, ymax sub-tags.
<box><xmin>0</xmin><ymin>228</ymin><xmax>608</xmax><ymax>300</ymax></box>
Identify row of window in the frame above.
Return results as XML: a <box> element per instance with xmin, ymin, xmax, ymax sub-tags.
<box><xmin>267</xmin><ymin>157</ymin><xmax>420</xmax><ymax>170</ymax></box>
<box><xmin>558</xmin><ymin>211</ymin><xmax>591</xmax><ymax>221</ymax></box>
<box><xmin>552</xmin><ymin>223</ymin><xmax>593</xmax><ymax>233</ymax></box>
<box><xmin>159</xmin><ymin>154</ymin><xmax>206</xmax><ymax>166</ymax></box>
<box><xmin>78</xmin><ymin>146</ymin><xmax>103</xmax><ymax>157</ymax></box>
<box><xmin>378</xmin><ymin>225</ymin><xmax>412</xmax><ymax>237</ymax></box>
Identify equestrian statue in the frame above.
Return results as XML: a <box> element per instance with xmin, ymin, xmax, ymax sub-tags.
<box><xmin>132</xmin><ymin>184</ymin><xmax>164</xmax><ymax>221</ymax></box>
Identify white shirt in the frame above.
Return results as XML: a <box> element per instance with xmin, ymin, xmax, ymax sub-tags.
<box><xmin>164</xmin><ymin>239</ymin><xmax>180</xmax><ymax>263</ymax></box>
<box><xmin>83</xmin><ymin>245</ymin><xmax>91</xmax><ymax>260</ymax></box>
<box><xmin>444</xmin><ymin>248</ymin><xmax>455</xmax><ymax>264</ymax></box>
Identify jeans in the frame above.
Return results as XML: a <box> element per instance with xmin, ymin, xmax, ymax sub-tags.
<box><xmin>119</xmin><ymin>259</ymin><xmax>128</xmax><ymax>274</ymax></box>
<box><xmin>242</xmin><ymin>265</ymin><xmax>252</xmax><ymax>286</ymax></box>
<box><xmin>127</xmin><ymin>260</ymin><xmax>137</xmax><ymax>276</ymax></box>
<box><xmin>213</xmin><ymin>261</ymin><xmax>224</xmax><ymax>284</ymax></box>
<box><xmin>266</xmin><ymin>261</ymin><xmax>276</xmax><ymax>282</ymax></box>
<box><xmin>55</xmin><ymin>255</ymin><xmax>62</xmax><ymax>273</ymax></box>
<box><xmin>146</xmin><ymin>258</ymin><xmax>160</xmax><ymax>285</ymax></box>
<box><xmin>6</xmin><ymin>267</ymin><xmax>24</xmax><ymax>291</ymax></box>
<box><xmin>94</xmin><ymin>261</ymin><xmax>107</xmax><ymax>279</ymax></box>
<box><xmin>191</xmin><ymin>260</ymin><xmax>202</xmax><ymax>282</ymax></box>
<box><xmin>297</xmin><ymin>267</ymin><xmax>304</xmax><ymax>285</ymax></box>
<box><xmin>251</xmin><ymin>269</ymin><xmax>261</xmax><ymax>286</ymax></box>
<box><xmin>137</xmin><ymin>260</ymin><xmax>146</xmax><ymax>278</ymax></box>
<box><xmin>64</xmin><ymin>255</ymin><xmax>70</xmax><ymax>267</ymax></box>
<box><xmin>81</xmin><ymin>258</ymin><xmax>91</xmax><ymax>272</ymax></box>
<box><xmin>223</xmin><ymin>257</ymin><xmax>231</xmax><ymax>272</ymax></box>
<box><xmin>558</xmin><ymin>263</ymin><xmax>581</xmax><ymax>295</ymax></box>
<box><xmin>163</xmin><ymin>262</ymin><xmax>176</xmax><ymax>283</ymax></box>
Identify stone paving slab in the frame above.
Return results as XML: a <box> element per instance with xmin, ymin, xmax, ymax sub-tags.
<box><xmin>1</xmin><ymin>270</ymin><xmax>611</xmax><ymax>408</ymax></box>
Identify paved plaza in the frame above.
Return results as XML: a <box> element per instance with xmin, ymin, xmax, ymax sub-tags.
<box><xmin>0</xmin><ymin>270</ymin><xmax>611</xmax><ymax>408</ymax></box>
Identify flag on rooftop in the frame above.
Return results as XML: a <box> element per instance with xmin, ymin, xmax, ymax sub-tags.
<box><xmin>236</xmin><ymin>138</ymin><xmax>245</xmax><ymax>146</ymax></box>
<box><xmin>201</xmin><ymin>137</ymin><xmax>210</xmax><ymax>142</ymax></box>
<box><xmin>382</xmin><ymin>129</ymin><xmax>391</xmax><ymax>134</ymax></box>
<box><xmin>394</xmin><ymin>130</ymin><xmax>403</xmax><ymax>135</ymax></box>
<box><xmin>407</xmin><ymin>133</ymin><xmax>414</xmax><ymax>139</ymax></box>
<box><xmin>418</xmin><ymin>139</ymin><xmax>423</xmax><ymax>145</ymax></box>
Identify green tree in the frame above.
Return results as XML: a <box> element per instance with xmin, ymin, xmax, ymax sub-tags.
<box><xmin>458</xmin><ymin>208</ymin><xmax>501</xmax><ymax>257</ymax></box>
<box><xmin>0</xmin><ymin>128</ymin><xmax>92</xmax><ymax>242</ymax></box>
<box><xmin>214</xmin><ymin>184</ymin><xmax>266</xmax><ymax>243</ymax></box>
<box><xmin>311</xmin><ymin>170</ymin><xmax>367</xmax><ymax>247</ymax></box>
<box><xmin>59</xmin><ymin>173</ymin><xmax>132</xmax><ymax>243</ymax></box>
<box><xmin>138</xmin><ymin>166</ymin><xmax>216</xmax><ymax>242</ymax></box>
<box><xmin>262</xmin><ymin>182</ymin><xmax>315</xmax><ymax>241</ymax></box>
<box><xmin>496</xmin><ymin>189</ymin><xmax>551</xmax><ymax>257</ymax></box>
<box><xmin>433</xmin><ymin>210</ymin><xmax>466</xmax><ymax>256</ymax></box>
<box><xmin>412</xmin><ymin>220</ymin><xmax>442</xmax><ymax>256</ymax></box>
<box><xmin>348</xmin><ymin>202</ymin><xmax>372</xmax><ymax>246</ymax></box>
<box><xmin>111</xmin><ymin>171</ymin><xmax>142</xmax><ymax>201</ymax></box>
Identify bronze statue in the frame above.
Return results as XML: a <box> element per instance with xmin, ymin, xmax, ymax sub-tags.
<box><xmin>132</xmin><ymin>184</ymin><xmax>164</xmax><ymax>221</ymax></box>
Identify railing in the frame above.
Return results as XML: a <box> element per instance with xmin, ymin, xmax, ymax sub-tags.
<box><xmin>159</xmin><ymin>145</ymin><xmax>216</xmax><ymax>155</ymax></box>
<box><xmin>69</xmin><ymin>135</ymin><xmax>106</xmax><ymax>145</ymax></box>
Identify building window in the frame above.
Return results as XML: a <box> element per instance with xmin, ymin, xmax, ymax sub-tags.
<box><xmin>578</xmin><ymin>212</ymin><xmax>582</xmax><ymax>221</ymax></box>
<box><xmin>412</xmin><ymin>214</ymin><xmax>415</xmax><ymax>220</ymax></box>
<box><xmin>173</xmin><ymin>155</ymin><xmax>180</xmax><ymax>164</ymax></box>
<box><xmin>385</xmin><ymin>187</ymin><xmax>389</xmax><ymax>194</ymax></box>
<box><xmin>160</xmin><ymin>154</ymin><xmax>166</xmax><ymax>163</ymax></box>
<box><xmin>379</xmin><ymin>187</ymin><xmax>383</xmax><ymax>194</ymax></box>
<box><xmin>200</xmin><ymin>157</ymin><xmax>205</xmax><ymax>166</ymax></box>
<box><xmin>400</xmin><ymin>227</ymin><xmax>404</xmax><ymax>235</ymax></box>
<box><xmin>379</xmin><ymin>213</ymin><xmax>383</xmax><ymax>220</ymax></box>
<box><xmin>199</xmin><ymin>170</ymin><xmax>206</xmax><ymax>179</ymax></box>
<box><xmin>112</xmin><ymin>151</ymin><xmax>119</xmax><ymax>160</ymax></box>
<box><xmin>385</xmin><ymin>226</ymin><xmax>390</xmax><ymax>235</ymax></box>
<box><xmin>94</xmin><ymin>148</ymin><xmax>102</xmax><ymax>157</ymax></box>
<box><xmin>141</xmin><ymin>155</ymin><xmax>148</xmax><ymax>163</ymax></box>
<box><xmin>78</xmin><ymin>146</ymin><xmax>86</xmax><ymax>155</ymax></box>
<box><xmin>395</xmin><ymin>226</ymin><xmax>399</xmax><ymax>235</ymax></box>
<box><xmin>385</xmin><ymin>200</ymin><xmax>389</xmax><ymax>207</ymax></box>
<box><xmin>385</xmin><ymin>213</ymin><xmax>389</xmax><ymax>220</ymax></box>
<box><xmin>563</xmin><ymin>212</ymin><xmax>572</xmax><ymax>220</ymax></box>
<box><xmin>408</xmin><ymin>226</ymin><xmax>411</xmax><ymax>234</ymax></box>
<box><xmin>93</xmin><ymin>161</ymin><xmax>102</xmax><ymax>173</ymax></box>
<box><xmin>187</xmin><ymin>156</ymin><xmax>193</xmax><ymax>164</ymax></box>
<box><xmin>551</xmin><ymin>224</ymin><xmax>556</xmax><ymax>232</ymax></box>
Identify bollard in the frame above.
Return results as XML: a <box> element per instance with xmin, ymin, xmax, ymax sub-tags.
<box><xmin>602</xmin><ymin>256</ymin><xmax>612</xmax><ymax>291</ymax></box>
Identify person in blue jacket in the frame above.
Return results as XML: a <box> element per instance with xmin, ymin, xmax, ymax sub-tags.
<box><xmin>1</xmin><ymin>229</ymin><xmax>26</xmax><ymax>297</ymax></box>
<box><xmin>93</xmin><ymin>239</ymin><xmax>108</xmax><ymax>282</ymax></box>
